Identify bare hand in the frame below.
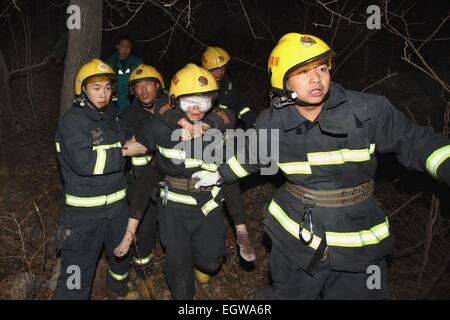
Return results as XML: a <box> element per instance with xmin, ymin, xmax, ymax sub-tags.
<box><xmin>178</xmin><ymin>118</ymin><xmax>205</xmax><ymax>140</ymax></box>
<box><xmin>122</xmin><ymin>141</ymin><xmax>147</xmax><ymax>157</ymax></box>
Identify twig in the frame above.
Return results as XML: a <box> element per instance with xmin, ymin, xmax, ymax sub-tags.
<box><xmin>31</xmin><ymin>201</ymin><xmax>47</xmax><ymax>297</ymax></box>
<box><xmin>105</xmin><ymin>0</ymin><xmax>125</xmax><ymax>19</ymax></box>
<box><xmin>103</xmin><ymin>0</ymin><xmax>148</xmax><ymax>30</ymax></box>
<box><xmin>315</xmin><ymin>0</ymin><xmax>366</xmax><ymax>25</ymax></box>
<box><xmin>239</xmin><ymin>0</ymin><xmax>264</xmax><ymax>39</ymax></box>
<box><xmin>387</xmin><ymin>192</ymin><xmax>423</xmax><ymax>218</ymax></box>
<box><xmin>415</xmin><ymin>195</ymin><xmax>439</xmax><ymax>299</ymax></box>
<box><xmin>362</xmin><ymin>70</ymin><xmax>398</xmax><ymax>92</ymax></box>
<box><xmin>10</xmin><ymin>212</ymin><xmax>32</xmax><ymax>275</ymax></box>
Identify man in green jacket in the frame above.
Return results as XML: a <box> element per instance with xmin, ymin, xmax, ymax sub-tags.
<box><xmin>106</xmin><ymin>35</ymin><xmax>143</xmax><ymax>111</ymax></box>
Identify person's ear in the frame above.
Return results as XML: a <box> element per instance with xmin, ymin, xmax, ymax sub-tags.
<box><xmin>116</xmin><ymin>44</ymin><xmax>119</xmax><ymax>50</ymax></box>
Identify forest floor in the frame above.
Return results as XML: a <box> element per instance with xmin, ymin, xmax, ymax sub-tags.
<box><xmin>0</xmin><ymin>62</ymin><xmax>449</xmax><ymax>300</ymax></box>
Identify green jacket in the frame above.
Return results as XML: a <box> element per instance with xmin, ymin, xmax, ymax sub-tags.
<box><xmin>106</xmin><ymin>53</ymin><xmax>143</xmax><ymax>111</ymax></box>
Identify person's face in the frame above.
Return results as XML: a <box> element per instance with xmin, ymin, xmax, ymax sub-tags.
<box><xmin>84</xmin><ymin>79</ymin><xmax>112</xmax><ymax>109</ymax></box>
<box><xmin>134</xmin><ymin>79</ymin><xmax>159</xmax><ymax>106</ymax></box>
<box><xmin>186</xmin><ymin>106</ymin><xmax>206</xmax><ymax>121</ymax></box>
<box><xmin>117</xmin><ymin>40</ymin><xmax>132</xmax><ymax>60</ymax></box>
<box><xmin>286</xmin><ymin>62</ymin><xmax>331</xmax><ymax>106</ymax></box>
<box><xmin>210</xmin><ymin>67</ymin><xmax>226</xmax><ymax>82</ymax></box>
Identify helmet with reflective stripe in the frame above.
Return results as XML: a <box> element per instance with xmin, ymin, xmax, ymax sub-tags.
<box><xmin>129</xmin><ymin>64</ymin><xmax>165</xmax><ymax>89</ymax></box>
<box><xmin>268</xmin><ymin>33</ymin><xmax>335</xmax><ymax>91</ymax></box>
<box><xmin>201</xmin><ymin>47</ymin><xmax>230</xmax><ymax>70</ymax></box>
<box><xmin>75</xmin><ymin>58</ymin><xmax>116</xmax><ymax>96</ymax></box>
<box><xmin>170</xmin><ymin>63</ymin><xmax>218</xmax><ymax>100</ymax></box>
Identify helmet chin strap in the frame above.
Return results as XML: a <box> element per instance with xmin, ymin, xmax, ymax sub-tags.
<box><xmin>270</xmin><ymin>87</ymin><xmax>330</xmax><ymax>109</ymax></box>
<box><xmin>77</xmin><ymin>88</ymin><xmax>113</xmax><ymax>111</ymax></box>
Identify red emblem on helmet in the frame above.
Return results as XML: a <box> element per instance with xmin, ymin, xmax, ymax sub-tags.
<box><xmin>217</xmin><ymin>56</ymin><xmax>224</xmax><ymax>62</ymax></box>
<box><xmin>300</xmin><ymin>36</ymin><xmax>316</xmax><ymax>48</ymax></box>
<box><xmin>198</xmin><ymin>76</ymin><xmax>208</xmax><ymax>86</ymax></box>
<box><xmin>136</xmin><ymin>68</ymin><xmax>143</xmax><ymax>75</ymax></box>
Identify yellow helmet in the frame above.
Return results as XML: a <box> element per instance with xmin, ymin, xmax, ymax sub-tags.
<box><xmin>268</xmin><ymin>33</ymin><xmax>335</xmax><ymax>91</ymax></box>
<box><xmin>75</xmin><ymin>58</ymin><xmax>115</xmax><ymax>96</ymax></box>
<box><xmin>201</xmin><ymin>47</ymin><xmax>230</xmax><ymax>70</ymax></box>
<box><xmin>169</xmin><ymin>63</ymin><xmax>218</xmax><ymax>101</ymax></box>
<box><xmin>129</xmin><ymin>64</ymin><xmax>165</xmax><ymax>89</ymax></box>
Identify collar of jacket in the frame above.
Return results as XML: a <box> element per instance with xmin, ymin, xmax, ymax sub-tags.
<box><xmin>83</xmin><ymin>101</ymin><xmax>118</xmax><ymax>122</ymax></box>
<box><xmin>110</xmin><ymin>53</ymin><xmax>136</xmax><ymax>71</ymax></box>
<box><xmin>279</xmin><ymin>82</ymin><xmax>347</xmax><ymax>132</ymax></box>
<box><xmin>132</xmin><ymin>98</ymin><xmax>155</xmax><ymax>120</ymax></box>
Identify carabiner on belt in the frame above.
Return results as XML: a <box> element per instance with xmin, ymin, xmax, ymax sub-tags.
<box><xmin>158</xmin><ymin>181</ymin><xmax>169</xmax><ymax>207</ymax></box>
<box><xmin>299</xmin><ymin>194</ymin><xmax>316</xmax><ymax>245</ymax></box>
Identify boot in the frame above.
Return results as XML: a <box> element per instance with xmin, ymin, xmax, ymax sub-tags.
<box><xmin>194</xmin><ymin>269</ymin><xmax>210</xmax><ymax>284</ymax></box>
<box><xmin>236</xmin><ymin>230</ymin><xmax>256</xmax><ymax>262</ymax></box>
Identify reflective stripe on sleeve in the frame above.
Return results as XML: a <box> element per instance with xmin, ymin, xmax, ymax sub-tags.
<box><xmin>227</xmin><ymin>155</ymin><xmax>250</xmax><ymax>178</ymax></box>
<box><xmin>426</xmin><ymin>145</ymin><xmax>450</xmax><ymax>178</ymax></box>
<box><xmin>238</xmin><ymin>107</ymin><xmax>251</xmax><ymax>119</ymax></box>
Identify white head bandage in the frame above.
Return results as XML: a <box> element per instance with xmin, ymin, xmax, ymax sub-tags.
<box><xmin>179</xmin><ymin>95</ymin><xmax>212</xmax><ymax>113</ymax></box>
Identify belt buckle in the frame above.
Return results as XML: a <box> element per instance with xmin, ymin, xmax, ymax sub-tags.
<box><xmin>301</xmin><ymin>194</ymin><xmax>316</xmax><ymax>208</ymax></box>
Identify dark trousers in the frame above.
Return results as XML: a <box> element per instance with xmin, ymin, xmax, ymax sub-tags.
<box><xmin>257</xmin><ymin>244</ymin><xmax>389</xmax><ymax>300</ymax></box>
<box><xmin>54</xmin><ymin>201</ymin><xmax>130</xmax><ymax>300</ymax></box>
<box><xmin>130</xmin><ymin>200</ymin><xmax>158</xmax><ymax>267</ymax></box>
<box><xmin>127</xmin><ymin>164</ymin><xmax>162</xmax><ymax>269</ymax></box>
<box><xmin>158</xmin><ymin>204</ymin><xmax>226</xmax><ymax>300</ymax></box>
<box><xmin>222</xmin><ymin>182</ymin><xmax>246</xmax><ymax>225</ymax></box>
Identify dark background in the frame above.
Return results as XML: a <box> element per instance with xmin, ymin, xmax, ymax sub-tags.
<box><xmin>0</xmin><ymin>0</ymin><xmax>449</xmax><ymax>300</ymax></box>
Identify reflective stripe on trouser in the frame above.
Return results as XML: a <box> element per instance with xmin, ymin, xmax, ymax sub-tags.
<box><xmin>54</xmin><ymin>202</ymin><xmax>130</xmax><ymax>299</ymax></box>
<box><xmin>133</xmin><ymin>252</ymin><xmax>153</xmax><ymax>266</ymax></box>
<box><xmin>256</xmin><ymin>244</ymin><xmax>389</xmax><ymax>300</ymax></box>
<box><xmin>159</xmin><ymin>186</ymin><xmax>221</xmax><ymax>216</ymax></box>
<box><xmin>268</xmin><ymin>199</ymin><xmax>390</xmax><ymax>248</ymax></box>
<box><xmin>108</xmin><ymin>268</ymin><xmax>129</xmax><ymax>281</ymax></box>
<box><xmin>426</xmin><ymin>145</ymin><xmax>450</xmax><ymax>178</ymax></box>
<box><xmin>65</xmin><ymin>188</ymin><xmax>127</xmax><ymax>207</ymax></box>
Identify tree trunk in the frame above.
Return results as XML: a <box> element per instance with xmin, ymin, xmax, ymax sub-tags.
<box><xmin>0</xmin><ymin>49</ymin><xmax>15</xmax><ymax>139</ymax></box>
<box><xmin>59</xmin><ymin>0</ymin><xmax>103</xmax><ymax>119</ymax></box>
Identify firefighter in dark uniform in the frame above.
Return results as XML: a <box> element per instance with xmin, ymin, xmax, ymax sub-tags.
<box><xmin>119</xmin><ymin>64</ymin><xmax>166</xmax><ymax>290</ymax></box>
<box><xmin>193</xmin><ymin>33</ymin><xmax>450</xmax><ymax>299</ymax></box>
<box><xmin>54</xmin><ymin>58</ymin><xmax>147</xmax><ymax>299</ymax></box>
<box><xmin>117</xmin><ymin>65</ymin><xmax>243</xmax><ymax>288</ymax></box>
<box><xmin>121</xmin><ymin>63</ymin><xmax>235</xmax><ymax>299</ymax></box>
<box><xmin>154</xmin><ymin>47</ymin><xmax>257</xmax><ymax>262</ymax></box>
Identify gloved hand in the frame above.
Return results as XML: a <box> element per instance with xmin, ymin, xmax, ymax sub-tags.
<box><xmin>191</xmin><ymin>170</ymin><xmax>222</xmax><ymax>189</ymax></box>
